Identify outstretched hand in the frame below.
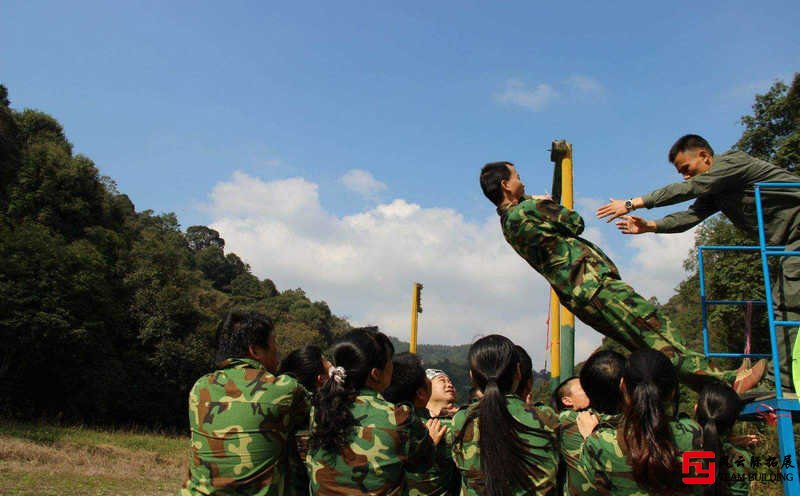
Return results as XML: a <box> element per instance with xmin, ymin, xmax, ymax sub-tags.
<box><xmin>596</xmin><ymin>199</ymin><xmax>629</xmax><ymax>222</ymax></box>
<box><xmin>425</xmin><ymin>418</ymin><xmax>447</xmax><ymax>446</ymax></box>
<box><xmin>615</xmin><ymin>215</ymin><xmax>653</xmax><ymax>235</ymax></box>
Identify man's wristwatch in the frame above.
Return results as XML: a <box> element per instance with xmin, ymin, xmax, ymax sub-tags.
<box><xmin>624</xmin><ymin>199</ymin><xmax>634</xmax><ymax>212</ymax></box>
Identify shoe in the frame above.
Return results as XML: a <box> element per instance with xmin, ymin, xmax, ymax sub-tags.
<box><xmin>733</xmin><ymin>359</ymin><xmax>767</xmax><ymax>395</ymax></box>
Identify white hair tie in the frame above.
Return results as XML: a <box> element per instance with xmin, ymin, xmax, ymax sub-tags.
<box><xmin>329</xmin><ymin>366</ymin><xmax>347</xmax><ymax>384</ymax></box>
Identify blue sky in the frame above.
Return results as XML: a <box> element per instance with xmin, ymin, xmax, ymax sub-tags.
<box><xmin>3</xmin><ymin>1</ymin><xmax>799</xmax><ymax>364</ymax></box>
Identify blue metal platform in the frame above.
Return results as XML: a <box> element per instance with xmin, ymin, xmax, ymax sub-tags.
<box><xmin>698</xmin><ymin>182</ymin><xmax>800</xmax><ymax>495</ymax></box>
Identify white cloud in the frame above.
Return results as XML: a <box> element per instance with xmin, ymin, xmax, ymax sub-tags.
<box><xmin>566</xmin><ymin>75</ymin><xmax>606</xmax><ymax>100</ymax></box>
<box><xmin>339</xmin><ymin>169</ymin><xmax>388</xmax><ymax>199</ymax></box>
<box><xmin>207</xmin><ymin>172</ymin><xmax>558</xmax><ymax>366</ymax></box>
<box><xmin>494</xmin><ymin>79</ymin><xmax>559</xmax><ymax>112</ymax></box>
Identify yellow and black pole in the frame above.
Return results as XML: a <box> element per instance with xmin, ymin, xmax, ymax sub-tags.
<box><xmin>549</xmin><ymin>140</ymin><xmax>575</xmax><ymax>387</ymax></box>
<box><xmin>410</xmin><ymin>282</ymin><xmax>423</xmax><ymax>354</ymax></box>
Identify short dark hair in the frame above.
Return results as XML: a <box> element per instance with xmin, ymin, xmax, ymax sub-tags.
<box><xmin>278</xmin><ymin>345</ymin><xmax>325</xmax><ymax>392</ymax></box>
<box><xmin>668</xmin><ymin>134</ymin><xmax>714</xmax><ymax>163</ymax></box>
<box><xmin>579</xmin><ymin>350</ymin><xmax>625</xmax><ymax>415</ymax></box>
<box><xmin>383</xmin><ymin>352</ymin><xmax>426</xmax><ymax>404</ymax></box>
<box><xmin>551</xmin><ymin>376</ymin><xmax>579</xmax><ymax>412</ymax></box>
<box><xmin>514</xmin><ymin>345</ymin><xmax>533</xmax><ymax>398</ymax></box>
<box><xmin>215</xmin><ymin>310</ymin><xmax>274</xmax><ymax>362</ymax></box>
<box><xmin>480</xmin><ymin>162</ymin><xmax>513</xmax><ymax>205</ymax></box>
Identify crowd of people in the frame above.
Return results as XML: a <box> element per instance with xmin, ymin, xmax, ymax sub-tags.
<box><xmin>178</xmin><ymin>311</ymin><xmax>753</xmax><ymax>496</ymax></box>
<box><xmin>178</xmin><ymin>135</ymin><xmax>798</xmax><ymax>495</ymax></box>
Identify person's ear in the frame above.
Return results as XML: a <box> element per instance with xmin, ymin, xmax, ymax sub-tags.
<box><xmin>369</xmin><ymin>367</ymin><xmax>381</xmax><ymax>383</ymax></box>
<box><xmin>247</xmin><ymin>344</ymin><xmax>261</xmax><ymax>360</ymax></box>
<box><xmin>562</xmin><ymin>395</ymin><xmax>574</xmax><ymax>408</ymax></box>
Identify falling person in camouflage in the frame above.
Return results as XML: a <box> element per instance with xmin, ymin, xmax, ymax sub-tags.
<box><xmin>597</xmin><ymin>134</ymin><xmax>800</xmax><ymax>391</ymax></box>
<box><xmin>479</xmin><ymin>161</ymin><xmax>765</xmax><ymax>393</ymax></box>
<box><xmin>306</xmin><ymin>328</ymin><xmax>444</xmax><ymax>495</ymax></box>
<box><xmin>180</xmin><ymin>310</ymin><xmax>311</xmax><ymax>496</ymax></box>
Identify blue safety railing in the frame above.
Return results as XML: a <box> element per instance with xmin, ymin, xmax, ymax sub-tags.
<box><xmin>698</xmin><ymin>182</ymin><xmax>800</xmax><ymax>495</ymax></box>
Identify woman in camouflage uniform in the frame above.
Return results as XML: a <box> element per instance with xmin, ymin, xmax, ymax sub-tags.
<box><xmin>577</xmin><ymin>349</ymin><xmax>702</xmax><ymax>495</ymax></box>
<box><xmin>307</xmin><ymin>328</ymin><xmax>438</xmax><ymax>495</ymax></box>
<box><xmin>451</xmin><ymin>334</ymin><xmax>560</xmax><ymax>496</ymax></box>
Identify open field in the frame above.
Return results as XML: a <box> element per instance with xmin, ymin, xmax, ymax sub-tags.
<box><xmin>0</xmin><ymin>419</ymin><xmax>188</xmax><ymax>495</ymax></box>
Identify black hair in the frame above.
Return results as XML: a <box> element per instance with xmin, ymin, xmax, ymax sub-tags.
<box><xmin>455</xmin><ymin>334</ymin><xmax>543</xmax><ymax>495</ymax></box>
<box><xmin>382</xmin><ymin>352</ymin><xmax>426</xmax><ymax>405</ymax></box>
<box><xmin>696</xmin><ymin>381</ymin><xmax>743</xmax><ymax>496</ymax></box>
<box><xmin>551</xmin><ymin>376</ymin><xmax>579</xmax><ymax>413</ymax></box>
<box><xmin>620</xmin><ymin>349</ymin><xmax>680</xmax><ymax>491</ymax></box>
<box><xmin>278</xmin><ymin>345</ymin><xmax>326</xmax><ymax>392</ymax></box>
<box><xmin>514</xmin><ymin>345</ymin><xmax>533</xmax><ymax>401</ymax></box>
<box><xmin>214</xmin><ymin>310</ymin><xmax>274</xmax><ymax>363</ymax></box>
<box><xmin>480</xmin><ymin>162</ymin><xmax>513</xmax><ymax>205</ymax></box>
<box><xmin>668</xmin><ymin>134</ymin><xmax>715</xmax><ymax>163</ymax></box>
<box><xmin>580</xmin><ymin>350</ymin><xmax>625</xmax><ymax>415</ymax></box>
<box><xmin>309</xmin><ymin>327</ymin><xmax>394</xmax><ymax>452</ymax></box>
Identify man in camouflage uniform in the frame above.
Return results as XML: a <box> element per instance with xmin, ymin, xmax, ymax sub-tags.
<box><xmin>598</xmin><ymin>134</ymin><xmax>800</xmax><ymax>391</ymax></box>
<box><xmin>557</xmin><ymin>351</ymin><xmax>625</xmax><ymax>496</ymax></box>
<box><xmin>479</xmin><ymin>161</ymin><xmax>764</xmax><ymax>392</ymax></box>
<box><xmin>180</xmin><ymin>310</ymin><xmax>310</xmax><ymax>496</ymax></box>
<box><xmin>384</xmin><ymin>353</ymin><xmax>460</xmax><ymax>496</ymax></box>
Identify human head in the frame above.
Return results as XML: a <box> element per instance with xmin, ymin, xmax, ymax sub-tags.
<box><xmin>514</xmin><ymin>345</ymin><xmax>533</xmax><ymax>402</ymax></box>
<box><xmin>310</xmin><ymin>327</ymin><xmax>394</xmax><ymax>452</ymax></box>
<box><xmin>620</xmin><ymin>349</ymin><xmax>680</xmax><ymax>491</ymax></box>
<box><xmin>427</xmin><ymin>368</ymin><xmax>456</xmax><ymax>407</ymax></box>
<box><xmin>696</xmin><ymin>381</ymin><xmax>743</xmax><ymax>496</ymax></box>
<box><xmin>383</xmin><ymin>352</ymin><xmax>430</xmax><ymax>408</ymax></box>
<box><xmin>278</xmin><ymin>345</ymin><xmax>331</xmax><ymax>392</ymax></box>
<box><xmin>668</xmin><ymin>134</ymin><xmax>715</xmax><ymax>180</ymax></box>
<box><xmin>552</xmin><ymin>376</ymin><xmax>589</xmax><ymax>412</ymax></box>
<box><xmin>215</xmin><ymin>310</ymin><xmax>278</xmax><ymax>373</ymax></box>
<box><xmin>579</xmin><ymin>350</ymin><xmax>626</xmax><ymax>415</ymax></box>
<box><xmin>456</xmin><ymin>334</ymin><xmax>530</xmax><ymax>494</ymax></box>
<box><xmin>480</xmin><ymin>161</ymin><xmax>525</xmax><ymax>206</ymax></box>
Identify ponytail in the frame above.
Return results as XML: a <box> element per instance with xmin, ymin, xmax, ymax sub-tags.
<box><xmin>455</xmin><ymin>335</ymin><xmax>547</xmax><ymax>496</ymax></box>
<box><xmin>621</xmin><ymin>350</ymin><xmax>680</xmax><ymax>491</ymax></box>
<box><xmin>310</xmin><ymin>328</ymin><xmax>393</xmax><ymax>452</ymax></box>
<box><xmin>697</xmin><ymin>381</ymin><xmax>741</xmax><ymax>496</ymax></box>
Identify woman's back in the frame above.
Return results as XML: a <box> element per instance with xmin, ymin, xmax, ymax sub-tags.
<box><xmin>579</xmin><ymin>415</ymin><xmax>702</xmax><ymax>496</ymax></box>
<box><xmin>307</xmin><ymin>388</ymin><xmax>431</xmax><ymax>495</ymax></box>
<box><xmin>451</xmin><ymin>395</ymin><xmax>560</xmax><ymax>496</ymax></box>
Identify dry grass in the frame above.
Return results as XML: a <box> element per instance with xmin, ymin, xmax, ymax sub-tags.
<box><xmin>0</xmin><ymin>420</ymin><xmax>188</xmax><ymax>495</ymax></box>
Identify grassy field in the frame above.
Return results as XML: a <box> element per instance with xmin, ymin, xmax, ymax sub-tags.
<box><xmin>0</xmin><ymin>419</ymin><xmax>188</xmax><ymax>495</ymax></box>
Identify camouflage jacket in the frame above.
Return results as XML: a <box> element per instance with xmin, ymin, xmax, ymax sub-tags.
<box><xmin>723</xmin><ymin>440</ymin><xmax>752</xmax><ymax>496</ymax></box>
<box><xmin>558</xmin><ymin>409</ymin><xmax>619</xmax><ymax>496</ymax></box>
<box><xmin>577</xmin><ymin>415</ymin><xmax>703</xmax><ymax>496</ymax></box>
<box><xmin>449</xmin><ymin>395</ymin><xmax>560</xmax><ymax>496</ymax></box>
<box><xmin>180</xmin><ymin>358</ymin><xmax>311</xmax><ymax>496</ymax></box>
<box><xmin>641</xmin><ymin>150</ymin><xmax>800</xmax><ymax>245</ymax></box>
<box><xmin>306</xmin><ymin>388</ymin><xmax>434</xmax><ymax>495</ymax></box>
<box><xmin>404</xmin><ymin>407</ymin><xmax>460</xmax><ymax>496</ymax></box>
<box><xmin>499</xmin><ymin>197</ymin><xmax>620</xmax><ymax>309</ymax></box>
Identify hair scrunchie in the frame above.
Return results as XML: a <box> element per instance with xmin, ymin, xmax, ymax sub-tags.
<box><xmin>329</xmin><ymin>366</ymin><xmax>347</xmax><ymax>384</ymax></box>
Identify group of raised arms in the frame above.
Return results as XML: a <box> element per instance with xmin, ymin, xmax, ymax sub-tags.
<box><xmin>179</xmin><ymin>309</ymin><xmax>753</xmax><ymax>496</ymax></box>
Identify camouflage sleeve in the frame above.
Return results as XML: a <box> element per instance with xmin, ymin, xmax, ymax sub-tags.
<box><xmin>399</xmin><ymin>405</ymin><xmax>436</xmax><ymax>473</ymax></box>
<box><xmin>653</xmin><ymin>194</ymin><xmax>719</xmax><ymax>233</ymax></box>
<box><xmin>520</xmin><ymin>198</ymin><xmax>585</xmax><ymax>237</ymax></box>
<box><xmin>574</xmin><ymin>434</ymin><xmax>603</xmax><ymax>496</ymax></box>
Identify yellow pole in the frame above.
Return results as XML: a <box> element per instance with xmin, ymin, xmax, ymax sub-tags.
<box><xmin>559</xmin><ymin>144</ymin><xmax>576</xmax><ymax>382</ymax></box>
<box><xmin>549</xmin><ymin>288</ymin><xmax>561</xmax><ymax>384</ymax></box>
<box><xmin>410</xmin><ymin>282</ymin><xmax>422</xmax><ymax>353</ymax></box>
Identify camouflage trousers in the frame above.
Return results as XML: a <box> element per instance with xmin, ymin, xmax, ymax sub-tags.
<box><xmin>576</xmin><ymin>278</ymin><xmax>738</xmax><ymax>387</ymax></box>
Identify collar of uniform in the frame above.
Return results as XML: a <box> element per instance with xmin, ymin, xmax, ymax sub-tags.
<box><xmin>216</xmin><ymin>357</ymin><xmax>265</xmax><ymax>370</ymax></box>
<box><xmin>415</xmin><ymin>406</ymin><xmax>432</xmax><ymax>419</ymax></box>
<box><xmin>357</xmin><ymin>387</ymin><xmax>384</xmax><ymax>400</ymax></box>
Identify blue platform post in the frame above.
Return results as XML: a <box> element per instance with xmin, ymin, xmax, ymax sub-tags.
<box><xmin>697</xmin><ymin>182</ymin><xmax>800</xmax><ymax>495</ymax></box>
